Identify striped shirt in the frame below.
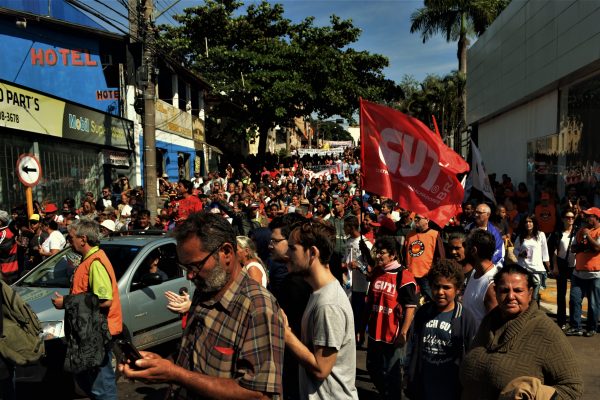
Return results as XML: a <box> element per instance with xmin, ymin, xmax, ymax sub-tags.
<box><xmin>171</xmin><ymin>268</ymin><xmax>284</xmax><ymax>399</ymax></box>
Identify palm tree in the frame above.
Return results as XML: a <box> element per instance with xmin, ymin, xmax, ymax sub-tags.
<box><xmin>410</xmin><ymin>0</ymin><xmax>510</xmax><ymax>149</ymax></box>
<box><xmin>410</xmin><ymin>0</ymin><xmax>509</xmax><ymax>75</ymax></box>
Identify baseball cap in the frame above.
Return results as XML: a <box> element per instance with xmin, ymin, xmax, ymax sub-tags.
<box><xmin>29</xmin><ymin>214</ymin><xmax>41</xmax><ymax>222</ymax></box>
<box><xmin>583</xmin><ymin>207</ymin><xmax>600</xmax><ymax>219</ymax></box>
<box><xmin>44</xmin><ymin>203</ymin><xmax>58</xmax><ymax>213</ymax></box>
<box><xmin>100</xmin><ymin>220</ymin><xmax>116</xmax><ymax>232</ymax></box>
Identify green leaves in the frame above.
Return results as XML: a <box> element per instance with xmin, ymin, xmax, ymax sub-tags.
<box><xmin>157</xmin><ymin>0</ymin><xmax>399</xmax><ymax>157</ymax></box>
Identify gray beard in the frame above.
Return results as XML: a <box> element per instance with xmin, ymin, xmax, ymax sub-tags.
<box><xmin>194</xmin><ymin>259</ymin><xmax>230</xmax><ymax>293</ymax></box>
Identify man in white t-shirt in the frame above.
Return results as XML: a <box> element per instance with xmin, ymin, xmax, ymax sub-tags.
<box><xmin>283</xmin><ymin>220</ymin><xmax>358</xmax><ymax>400</ymax></box>
<box><xmin>462</xmin><ymin>229</ymin><xmax>499</xmax><ymax>328</ymax></box>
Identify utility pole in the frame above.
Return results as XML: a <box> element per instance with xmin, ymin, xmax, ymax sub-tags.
<box><xmin>140</xmin><ymin>0</ymin><xmax>158</xmax><ymax>217</ymax></box>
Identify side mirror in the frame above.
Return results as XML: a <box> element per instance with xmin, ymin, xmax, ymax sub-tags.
<box><xmin>140</xmin><ymin>272</ymin><xmax>163</xmax><ymax>287</ymax></box>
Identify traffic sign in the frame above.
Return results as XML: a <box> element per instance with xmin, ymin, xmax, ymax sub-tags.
<box><xmin>16</xmin><ymin>154</ymin><xmax>42</xmax><ymax>187</ymax></box>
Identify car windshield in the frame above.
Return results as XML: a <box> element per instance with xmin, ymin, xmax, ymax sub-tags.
<box><xmin>18</xmin><ymin>244</ymin><xmax>141</xmax><ymax>288</ymax></box>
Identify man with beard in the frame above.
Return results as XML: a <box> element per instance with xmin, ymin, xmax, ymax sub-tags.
<box><xmin>120</xmin><ymin>212</ymin><xmax>285</xmax><ymax>399</ymax></box>
<box><xmin>283</xmin><ymin>219</ymin><xmax>358</xmax><ymax>400</ymax></box>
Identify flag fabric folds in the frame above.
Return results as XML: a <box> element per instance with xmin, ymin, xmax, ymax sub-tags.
<box><xmin>466</xmin><ymin>139</ymin><xmax>497</xmax><ymax>205</ymax></box>
<box><xmin>360</xmin><ymin>99</ymin><xmax>469</xmax><ymax>227</ymax></box>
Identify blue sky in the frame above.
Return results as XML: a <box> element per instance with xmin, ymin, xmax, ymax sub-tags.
<box><xmin>152</xmin><ymin>0</ymin><xmax>459</xmax><ymax>84</ymax></box>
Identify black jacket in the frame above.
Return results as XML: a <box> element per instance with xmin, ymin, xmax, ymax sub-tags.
<box><xmin>63</xmin><ymin>293</ymin><xmax>112</xmax><ymax>374</ymax></box>
<box><xmin>405</xmin><ymin>301</ymin><xmax>478</xmax><ymax>399</ymax></box>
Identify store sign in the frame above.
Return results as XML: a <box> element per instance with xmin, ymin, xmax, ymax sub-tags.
<box><xmin>102</xmin><ymin>150</ymin><xmax>130</xmax><ymax>167</ymax></box>
<box><xmin>0</xmin><ymin>80</ymin><xmax>132</xmax><ymax>150</ymax></box>
<box><xmin>0</xmin><ymin>25</ymin><xmax>119</xmax><ymax>114</ymax></box>
<box><xmin>156</xmin><ymin>99</ymin><xmax>192</xmax><ymax>138</ymax></box>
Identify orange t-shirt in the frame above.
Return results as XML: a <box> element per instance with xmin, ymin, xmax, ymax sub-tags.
<box><xmin>575</xmin><ymin>227</ymin><xmax>600</xmax><ymax>272</ymax></box>
<box><xmin>535</xmin><ymin>204</ymin><xmax>556</xmax><ymax>234</ymax></box>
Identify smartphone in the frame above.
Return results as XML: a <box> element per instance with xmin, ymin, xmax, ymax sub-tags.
<box><xmin>116</xmin><ymin>339</ymin><xmax>142</xmax><ymax>367</ymax></box>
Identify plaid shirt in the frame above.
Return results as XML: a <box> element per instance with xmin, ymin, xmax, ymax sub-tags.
<box><xmin>170</xmin><ymin>268</ymin><xmax>284</xmax><ymax>399</ymax></box>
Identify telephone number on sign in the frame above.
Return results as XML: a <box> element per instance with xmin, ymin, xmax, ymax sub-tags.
<box><xmin>0</xmin><ymin>112</ymin><xmax>19</xmax><ymax>123</ymax></box>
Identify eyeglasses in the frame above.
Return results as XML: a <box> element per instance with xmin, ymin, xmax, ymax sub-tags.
<box><xmin>270</xmin><ymin>238</ymin><xmax>286</xmax><ymax>245</ymax></box>
<box><xmin>177</xmin><ymin>245</ymin><xmax>221</xmax><ymax>273</ymax></box>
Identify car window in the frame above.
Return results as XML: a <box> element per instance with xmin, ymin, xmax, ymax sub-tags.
<box><xmin>101</xmin><ymin>244</ymin><xmax>141</xmax><ymax>281</ymax></box>
<box><xmin>19</xmin><ymin>248</ymin><xmax>81</xmax><ymax>288</ymax></box>
<box><xmin>131</xmin><ymin>243</ymin><xmax>181</xmax><ymax>290</ymax></box>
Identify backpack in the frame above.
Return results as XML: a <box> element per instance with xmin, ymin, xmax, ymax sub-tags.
<box><xmin>0</xmin><ymin>280</ymin><xmax>45</xmax><ymax>365</ymax></box>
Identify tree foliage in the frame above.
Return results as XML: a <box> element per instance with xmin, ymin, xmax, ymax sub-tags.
<box><xmin>158</xmin><ymin>0</ymin><xmax>401</xmax><ymax>158</ymax></box>
<box><xmin>395</xmin><ymin>72</ymin><xmax>465</xmax><ymax>144</ymax></box>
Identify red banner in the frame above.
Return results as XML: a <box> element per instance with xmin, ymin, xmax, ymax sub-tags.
<box><xmin>360</xmin><ymin>99</ymin><xmax>469</xmax><ymax>227</ymax></box>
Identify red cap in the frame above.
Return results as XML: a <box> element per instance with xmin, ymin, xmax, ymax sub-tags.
<box><xmin>583</xmin><ymin>207</ymin><xmax>600</xmax><ymax>219</ymax></box>
<box><xmin>44</xmin><ymin>203</ymin><xmax>58</xmax><ymax>213</ymax></box>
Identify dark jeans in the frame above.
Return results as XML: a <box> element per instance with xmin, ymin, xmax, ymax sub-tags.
<box><xmin>367</xmin><ymin>339</ymin><xmax>405</xmax><ymax>400</ymax></box>
<box><xmin>415</xmin><ymin>277</ymin><xmax>432</xmax><ymax>302</ymax></box>
<box><xmin>569</xmin><ymin>274</ymin><xmax>600</xmax><ymax>332</ymax></box>
<box><xmin>74</xmin><ymin>349</ymin><xmax>117</xmax><ymax>400</ymax></box>
<box><xmin>0</xmin><ymin>360</ymin><xmax>15</xmax><ymax>400</ymax></box>
<box><xmin>351</xmin><ymin>291</ymin><xmax>367</xmax><ymax>335</ymax></box>
<box><xmin>556</xmin><ymin>258</ymin><xmax>573</xmax><ymax>326</ymax></box>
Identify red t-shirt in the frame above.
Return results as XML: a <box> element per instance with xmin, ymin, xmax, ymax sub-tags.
<box><xmin>175</xmin><ymin>195</ymin><xmax>203</xmax><ymax>222</ymax></box>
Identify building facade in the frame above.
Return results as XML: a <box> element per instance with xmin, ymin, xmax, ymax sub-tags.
<box><xmin>468</xmin><ymin>0</ymin><xmax>600</xmax><ymax>204</ymax></box>
<box><xmin>0</xmin><ymin>1</ymin><xmax>216</xmax><ymax>212</ymax></box>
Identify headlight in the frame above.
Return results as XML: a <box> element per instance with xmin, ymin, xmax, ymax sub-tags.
<box><xmin>41</xmin><ymin>321</ymin><xmax>64</xmax><ymax>340</ymax></box>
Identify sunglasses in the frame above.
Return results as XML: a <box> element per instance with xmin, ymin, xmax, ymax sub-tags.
<box><xmin>177</xmin><ymin>245</ymin><xmax>222</xmax><ymax>273</ymax></box>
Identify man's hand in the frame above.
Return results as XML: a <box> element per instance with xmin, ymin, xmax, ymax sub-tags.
<box><xmin>165</xmin><ymin>291</ymin><xmax>191</xmax><ymax>315</ymax></box>
<box><xmin>394</xmin><ymin>331</ymin><xmax>408</xmax><ymax>347</ymax></box>
<box><xmin>52</xmin><ymin>292</ymin><xmax>64</xmax><ymax>309</ymax></box>
<box><xmin>119</xmin><ymin>351</ymin><xmax>174</xmax><ymax>383</ymax></box>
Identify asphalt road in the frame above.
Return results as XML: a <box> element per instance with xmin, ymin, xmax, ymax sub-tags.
<box><xmin>14</xmin><ymin>277</ymin><xmax>599</xmax><ymax>399</ymax></box>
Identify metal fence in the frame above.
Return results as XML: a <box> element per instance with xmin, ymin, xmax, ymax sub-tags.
<box><xmin>0</xmin><ymin>134</ymin><xmax>101</xmax><ymax>212</ymax></box>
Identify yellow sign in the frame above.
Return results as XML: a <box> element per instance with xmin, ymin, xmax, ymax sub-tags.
<box><xmin>0</xmin><ymin>81</ymin><xmax>64</xmax><ymax>136</ymax></box>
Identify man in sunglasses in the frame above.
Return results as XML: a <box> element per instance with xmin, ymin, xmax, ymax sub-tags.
<box><xmin>120</xmin><ymin>212</ymin><xmax>285</xmax><ymax>399</ymax></box>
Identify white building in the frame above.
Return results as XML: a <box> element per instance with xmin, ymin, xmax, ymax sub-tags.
<box><xmin>468</xmin><ymin>0</ymin><xmax>600</xmax><ymax>202</ymax></box>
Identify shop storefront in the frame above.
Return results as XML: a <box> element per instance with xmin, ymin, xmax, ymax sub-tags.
<box><xmin>527</xmin><ymin>73</ymin><xmax>600</xmax><ymax>205</ymax></box>
<box><xmin>0</xmin><ymin>80</ymin><xmax>134</xmax><ymax>211</ymax></box>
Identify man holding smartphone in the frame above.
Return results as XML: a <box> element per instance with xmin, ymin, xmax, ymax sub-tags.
<box><xmin>119</xmin><ymin>212</ymin><xmax>285</xmax><ymax>399</ymax></box>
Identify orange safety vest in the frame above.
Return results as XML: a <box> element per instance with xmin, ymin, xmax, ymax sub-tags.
<box><xmin>575</xmin><ymin>227</ymin><xmax>600</xmax><ymax>272</ymax></box>
<box><xmin>71</xmin><ymin>247</ymin><xmax>122</xmax><ymax>336</ymax></box>
<box><xmin>405</xmin><ymin>229</ymin><xmax>443</xmax><ymax>278</ymax></box>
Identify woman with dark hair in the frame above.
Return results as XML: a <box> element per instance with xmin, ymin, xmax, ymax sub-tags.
<box><xmin>513</xmin><ymin>214</ymin><xmax>550</xmax><ymax>302</ymax></box>
<box><xmin>550</xmin><ymin>209</ymin><xmax>577</xmax><ymax>329</ymax></box>
<box><xmin>460</xmin><ymin>264</ymin><xmax>583</xmax><ymax>400</ymax></box>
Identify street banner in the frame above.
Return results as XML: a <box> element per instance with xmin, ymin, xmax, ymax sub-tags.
<box><xmin>360</xmin><ymin>99</ymin><xmax>469</xmax><ymax>227</ymax></box>
<box><xmin>467</xmin><ymin>139</ymin><xmax>496</xmax><ymax>204</ymax></box>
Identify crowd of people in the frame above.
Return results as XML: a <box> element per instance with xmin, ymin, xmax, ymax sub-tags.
<box><xmin>0</xmin><ymin>146</ymin><xmax>596</xmax><ymax>399</ymax></box>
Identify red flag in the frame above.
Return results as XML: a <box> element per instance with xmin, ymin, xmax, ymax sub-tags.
<box><xmin>360</xmin><ymin>99</ymin><xmax>469</xmax><ymax>227</ymax></box>
<box><xmin>431</xmin><ymin>114</ymin><xmax>441</xmax><ymax>137</ymax></box>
